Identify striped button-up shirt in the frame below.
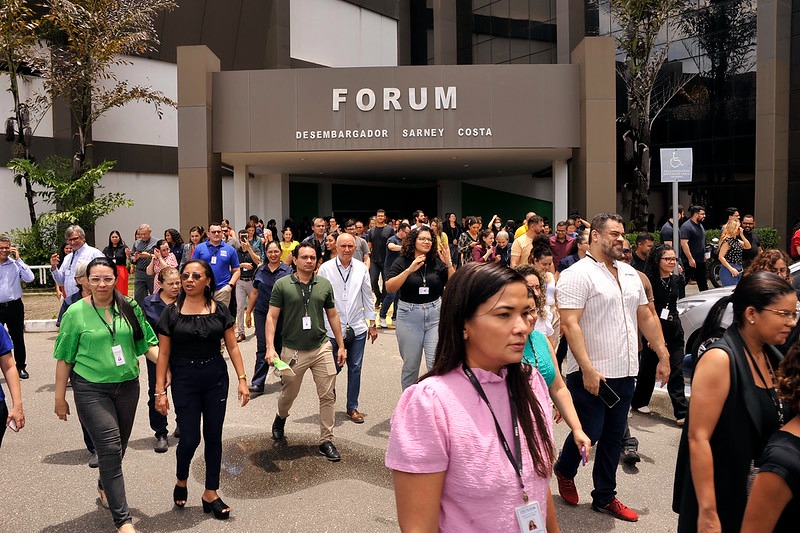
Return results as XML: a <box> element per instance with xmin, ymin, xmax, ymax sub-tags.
<box><xmin>51</xmin><ymin>244</ymin><xmax>104</xmax><ymax>299</ymax></box>
<box><xmin>557</xmin><ymin>253</ymin><xmax>648</xmax><ymax>378</ymax></box>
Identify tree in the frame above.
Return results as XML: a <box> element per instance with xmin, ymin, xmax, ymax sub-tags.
<box><xmin>1</xmin><ymin>0</ymin><xmax>41</xmax><ymax>226</ymax></box>
<box><xmin>610</xmin><ymin>0</ymin><xmax>692</xmax><ymax>229</ymax></box>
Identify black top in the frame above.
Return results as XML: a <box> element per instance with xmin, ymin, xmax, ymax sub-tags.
<box><xmin>156</xmin><ymin>302</ymin><xmax>234</xmax><ymax>359</ymax></box>
<box><xmin>384</xmin><ymin>234</ymin><xmax>402</xmax><ymax>274</ymax></box>
<box><xmin>756</xmin><ymin>430</ymin><xmax>800</xmax><ymax>532</ymax></box>
<box><xmin>366</xmin><ymin>225</ymin><xmax>395</xmax><ymax>263</ymax></box>
<box><xmin>103</xmin><ymin>245</ymin><xmax>128</xmax><ymax>267</ymax></box>
<box><xmin>651</xmin><ymin>274</ymin><xmax>684</xmax><ymax>319</ymax></box>
<box><xmin>724</xmin><ymin>237</ymin><xmax>744</xmax><ymax>266</ymax></box>
<box><xmin>142</xmin><ymin>291</ymin><xmax>168</xmax><ymax>331</ymax></box>
<box><xmin>630</xmin><ymin>253</ymin><xmax>646</xmax><ymax>272</ymax></box>
<box><xmin>388</xmin><ymin>255</ymin><xmax>449</xmax><ymax>304</ymax></box>
<box><xmin>741</xmin><ymin>230</ymin><xmax>761</xmax><ymax>268</ymax></box>
<box><xmin>443</xmin><ymin>223</ymin><xmax>461</xmax><ymax>245</ymax></box>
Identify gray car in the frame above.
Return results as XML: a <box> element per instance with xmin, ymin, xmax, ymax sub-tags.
<box><xmin>677</xmin><ymin>262</ymin><xmax>800</xmax><ymax>356</ymax></box>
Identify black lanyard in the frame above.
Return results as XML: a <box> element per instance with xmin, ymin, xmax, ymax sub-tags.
<box><xmin>742</xmin><ymin>344</ymin><xmax>785</xmax><ymax>425</ymax></box>
<box><xmin>90</xmin><ymin>295</ymin><xmax>118</xmax><ymax>344</ymax></box>
<box><xmin>335</xmin><ymin>259</ymin><xmax>351</xmax><ymax>285</ymax></box>
<box><xmin>462</xmin><ymin>363</ymin><xmax>528</xmax><ymax>502</ymax></box>
<box><xmin>419</xmin><ymin>263</ymin><xmax>428</xmax><ymax>286</ymax></box>
<box><xmin>294</xmin><ymin>275</ymin><xmax>313</xmax><ymax>316</ymax></box>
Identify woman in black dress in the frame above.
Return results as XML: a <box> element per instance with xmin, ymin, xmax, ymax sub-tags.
<box><xmin>154</xmin><ymin>259</ymin><xmax>250</xmax><ymax>519</ymax></box>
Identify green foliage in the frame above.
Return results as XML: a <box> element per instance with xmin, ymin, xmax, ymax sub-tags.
<box><xmin>705</xmin><ymin>229</ymin><xmax>720</xmax><ymax>245</ymax></box>
<box><xmin>7</xmin><ymin>225</ymin><xmax>58</xmax><ymax>274</ymax></box>
<box><xmin>754</xmin><ymin>227</ymin><xmax>778</xmax><ymax>251</ymax></box>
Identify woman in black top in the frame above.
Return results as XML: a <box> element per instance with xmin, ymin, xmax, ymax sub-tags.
<box><xmin>386</xmin><ymin>227</ymin><xmax>455</xmax><ymax>390</ymax></box>
<box><xmin>443</xmin><ymin>212</ymin><xmax>461</xmax><ymax>266</ymax></box>
<box><xmin>103</xmin><ymin>230</ymin><xmax>130</xmax><ymax>296</ymax></box>
<box><xmin>742</xmin><ymin>342</ymin><xmax>800</xmax><ymax>533</ymax></box>
<box><xmin>154</xmin><ymin>259</ymin><xmax>250</xmax><ymax>519</ymax></box>
<box><xmin>164</xmin><ymin>228</ymin><xmax>189</xmax><ymax>268</ymax></box>
<box><xmin>631</xmin><ymin>244</ymin><xmax>688</xmax><ymax>423</ymax></box>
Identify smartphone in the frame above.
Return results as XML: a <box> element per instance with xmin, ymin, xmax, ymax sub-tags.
<box><xmin>597</xmin><ymin>381</ymin><xmax>620</xmax><ymax>408</ymax></box>
<box><xmin>8</xmin><ymin>418</ymin><xmax>19</xmax><ymax>432</ymax></box>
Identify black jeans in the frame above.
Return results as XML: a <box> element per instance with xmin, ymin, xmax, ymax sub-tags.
<box><xmin>72</xmin><ymin>374</ymin><xmax>140</xmax><ymax>528</ymax></box>
<box><xmin>369</xmin><ymin>260</ymin><xmax>385</xmax><ymax>304</ymax></box>
<box><xmin>0</xmin><ymin>298</ymin><xmax>27</xmax><ymax>370</ymax></box>
<box><xmin>631</xmin><ymin>322</ymin><xmax>688</xmax><ymax>419</ymax></box>
<box><xmin>685</xmin><ymin>260</ymin><xmax>708</xmax><ymax>292</ymax></box>
<box><xmin>171</xmin><ymin>356</ymin><xmax>229</xmax><ymax>490</ymax></box>
<box><xmin>252</xmin><ymin>310</ymin><xmax>283</xmax><ymax>389</ymax></box>
<box><xmin>0</xmin><ymin>401</ymin><xmax>7</xmax><ymax>448</ymax></box>
<box><xmin>146</xmin><ymin>359</ymin><xmax>168</xmax><ymax>438</ymax></box>
<box><xmin>133</xmin><ymin>272</ymin><xmax>154</xmax><ymax>305</ymax></box>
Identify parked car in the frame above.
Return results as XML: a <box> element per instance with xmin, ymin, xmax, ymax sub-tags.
<box><xmin>678</xmin><ymin>261</ymin><xmax>800</xmax><ymax>369</ymax></box>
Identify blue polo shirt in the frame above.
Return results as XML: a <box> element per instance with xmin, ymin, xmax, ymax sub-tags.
<box><xmin>192</xmin><ymin>241</ymin><xmax>240</xmax><ymax>289</ymax></box>
<box><xmin>0</xmin><ymin>327</ymin><xmax>13</xmax><ymax>402</ymax></box>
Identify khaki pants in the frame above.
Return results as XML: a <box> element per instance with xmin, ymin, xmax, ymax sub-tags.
<box><xmin>277</xmin><ymin>343</ymin><xmax>337</xmax><ymax>443</ymax></box>
<box><xmin>212</xmin><ymin>285</ymin><xmax>232</xmax><ymax>307</ymax></box>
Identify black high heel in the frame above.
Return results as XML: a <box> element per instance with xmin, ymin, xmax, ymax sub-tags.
<box><xmin>201</xmin><ymin>497</ymin><xmax>230</xmax><ymax>520</ymax></box>
<box><xmin>173</xmin><ymin>484</ymin><xmax>187</xmax><ymax>508</ymax></box>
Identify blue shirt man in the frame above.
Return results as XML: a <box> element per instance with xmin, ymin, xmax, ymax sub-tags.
<box><xmin>0</xmin><ymin>236</ymin><xmax>34</xmax><ymax>378</ymax></box>
<box><xmin>192</xmin><ymin>223</ymin><xmax>240</xmax><ymax>306</ymax></box>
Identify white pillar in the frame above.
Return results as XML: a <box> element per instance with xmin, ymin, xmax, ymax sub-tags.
<box><xmin>233</xmin><ymin>164</ymin><xmax>250</xmax><ymax>232</ymax></box>
<box><xmin>437</xmin><ymin>180</ymin><xmax>462</xmax><ymax>218</ymax></box>
<box><xmin>553</xmin><ymin>160</ymin><xmax>569</xmax><ymax>224</ymax></box>
<box><xmin>265</xmin><ymin>174</ymin><xmax>290</xmax><ymax>225</ymax></box>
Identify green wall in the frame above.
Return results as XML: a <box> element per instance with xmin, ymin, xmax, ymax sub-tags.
<box><xmin>461</xmin><ymin>183</ymin><xmax>553</xmax><ymax>225</ymax></box>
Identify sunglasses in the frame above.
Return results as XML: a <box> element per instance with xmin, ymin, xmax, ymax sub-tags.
<box><xmin>622</xmin><ymin>248</ymin><xmax>631</xmax><ymax>254</ymax></box>
<box><xmin>181</xmin><ymin>272</ymin><xmax>203</xmax><ymax>281</ymax></box>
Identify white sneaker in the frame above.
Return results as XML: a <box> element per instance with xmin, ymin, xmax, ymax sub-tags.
<box><xmin>379</xmin><ymin>318</ymin><xmax>388</xmax><ymax>328</ymax></box>
<box><xmin>635</xmin><ymin>406</ymin><xmax>651</xmax><ymax>414</ymax></box>
<box><xmin>676</xmin><ymin>418</ymin><xmax>685</xmax><ymax>427</ymax></box>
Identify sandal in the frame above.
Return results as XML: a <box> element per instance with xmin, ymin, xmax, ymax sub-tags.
<box><xmin>97</xmin><ymin>481</ymin><xmax>109</xmax><ymax>509</ymax></box>
<box><xmin>173</xmin><ymin>484</ymin><xmax>188</xmax><ymax>508</ymax></box>
<box><xmin>201</xmin><ymin>497</ymin><xmax>230</xmax><ymax>520</ymax></box>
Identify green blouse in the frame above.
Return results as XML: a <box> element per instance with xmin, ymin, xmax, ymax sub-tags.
<box><xmin>54</xmin><ymin>299</ymin><xmax>158</xmax><ymax>383</ymax></box>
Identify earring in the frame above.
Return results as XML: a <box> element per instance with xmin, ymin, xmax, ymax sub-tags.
<box><xmin>749</xmin><ymin>319</ymin><xmax>755</xmax><ymax>325</ymax></box>
<box><xmin>463</xmin><ymin>331</ymin><xmax>468</xmax><ymax>340</ymax></box>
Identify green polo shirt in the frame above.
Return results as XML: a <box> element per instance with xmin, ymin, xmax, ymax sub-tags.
<box><xmin>269</xmin><ymin>274</ymin><xmax>335</xmax><ymax>350</ymax></box>
<box><xmin>54</xmin><ymin>299</ymin><xmax>158</xmax><ymax>383</ymax></box>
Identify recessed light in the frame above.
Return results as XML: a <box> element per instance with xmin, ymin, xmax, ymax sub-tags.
<box><xmin>463</xmin><ymin>164</ymin><xmax>469</xmax><ymax>168</ymax></box>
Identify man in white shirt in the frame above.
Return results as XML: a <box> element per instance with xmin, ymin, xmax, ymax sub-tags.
<box><xmin>553</xmin><ymin>213</ymin><xmax>670</xmax><ymax>523</ymax></box>
<box><xmin>317</xmin><ymin>233</ymin><xmax>377</xmax><ymax>423</ymax></box>
<box><xmin>50</xmin><ymin>225</ymin><xmax>104</xmax><ymax>300</ymax></box>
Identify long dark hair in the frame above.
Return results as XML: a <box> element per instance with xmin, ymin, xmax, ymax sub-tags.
<box><xmin>165</xmin><ymin>228</ymin><xmax>184</xmax><ymax>247</ymax></box>
<box><xmin>644</xmin><ymin>244</ymin><xmax>672</xmax><ymax>283</ymax></box>
<box><xmin>86</xmin><ymin>257</ymin><xmax>144</xmax><ymax>341</ymax></box>
<box><xmin>400</xmin><ymin>227</ymin><xmax>439</xmax><ymax>264</ymax></box>
<box><xmin>106</xmin><ymin>230</ymin><xmax>125</xmax><ymax>250</ymax></box>
<box><xmin>694</xmin><ymin>271</ymin><xmax>795</xmax><ymax>358</ymax></box>
<box><xmin>177</xmin><ymin>259</ymin><xmax>215</xmax><ymax>309</ymax></box>
<box><xmin>425</xmin><ymin>262</ymin><xmax>555</xmax><ymax>476</ymax></box>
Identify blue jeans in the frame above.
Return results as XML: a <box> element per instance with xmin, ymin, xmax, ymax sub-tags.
<box><xmin>556</xmin><ymin>373</ymin><xmax>635</xmax><ymax>507</ymax></box>
<box><xmin>396</xmin><ymin>299</ymin><xmax>441</xmax><ymax>390</ymax></box>
<box><xmin>72</xmin><ymin>374</ymin><xmax>140</xmax><ymax>528</ymax></box>
<box><xmin>251</xmin><ymin>310</ymin><xmax>283</xmax><ymax>388</ymax></box>
<box><xmin>329</xmin><ymin>331</ymin><xmax>368</xmax><ymax>411</ymax></box>
<box><xmin>719</xmin><ymin>264</ymin><xmax>742</xmax><ymax>286</ymax></box>
<box><xmin>380</xmin><ymin>292</ymin><xmax>398</xmax><ymax>320</ymax></box>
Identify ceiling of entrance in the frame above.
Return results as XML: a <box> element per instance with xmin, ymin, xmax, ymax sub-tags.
<box><xmin>223</xmin><ymin>148</ymin><xmax>572</xmax><ymax>181</ymax></box>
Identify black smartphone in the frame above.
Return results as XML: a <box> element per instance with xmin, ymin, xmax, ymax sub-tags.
<box><xmin>597</xmin><ymin>380</ymin><xmax>620</xmax><ymax>408</ymax></box>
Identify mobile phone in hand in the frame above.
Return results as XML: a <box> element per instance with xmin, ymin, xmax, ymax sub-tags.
<box><xmin>8</xmin><ymin>418</ymin><xmax>19</xmax><ymax>432</ymax></box>
<box><xmin>597</xmin><ymin>380</ymin><xmax>620</xmax><ymax>408</ymax></box>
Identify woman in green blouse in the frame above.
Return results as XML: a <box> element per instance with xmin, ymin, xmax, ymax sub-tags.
<box><xmin>54</xmin><ymin>256</ymin><xmax>158</xmax><ymax>533</ymax></box>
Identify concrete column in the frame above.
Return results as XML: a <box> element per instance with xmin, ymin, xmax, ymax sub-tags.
<box><xmin>553</xmin><ymin>160</ymin><xmax>569</xmax><ymax>223</ymax></box>
<box><xmin>755</xmin><ymin>0</ymin><xmax>791</xmax><ymax>244</ymax></box>
<box><xmin>557</xmin><ymin>0</ymin><xmax>586</xmax><ymax>64</ymax></box>
<box><xmin>265</xmin><ymin>0</ymin><xmax>291</xmax><ymax>68</ymax></box>
<box><xmin>571</xmin><ymin>37</ymin><xmax>617</xmax><ymax>219</ymax></box>
<box><xmin>265</xmin><ymin>173</ymin><xmax>290</xmax><ymax>225</ymax></box>
<box><xmin>233</xmin><ymin>164</ymin><xmax>250</xmax><ymax>232</ymax></box>
<box><xmin>319</xmin><ymin>181</ymin><xmax>333</xmax><ymax>218</ymax></box>
<box><xmin>432</xmin><ymin>0</ymin><xmax>457</xmax><ymax>65</ymax></box>
<box><xmin>437</xmin><ymin>180</ymin><xmax>462</xmax><ymax>219</ymax></box>
<box><xmin>177</xmin><ymin>45</ymin><xmax>222</xmax><ymax>238</ymax></box>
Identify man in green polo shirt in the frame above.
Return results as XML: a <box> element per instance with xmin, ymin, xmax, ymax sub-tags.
<box><xmin>265</xmin><ymin>242</ymin><xmax>347</xmax><ymax>461</ymax></box>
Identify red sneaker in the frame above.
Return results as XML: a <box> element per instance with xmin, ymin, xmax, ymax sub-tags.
<box><xmin>555</xmin><ymin>470</ymin><xmax>579</xmax><ymax>505</ymax></box>
<box><xmin>592</xmin><ymin>498</ymin><xmax>639</xmax><ymax>522</ymax></box>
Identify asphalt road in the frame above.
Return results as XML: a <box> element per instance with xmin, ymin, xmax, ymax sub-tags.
<box><xmin>0</xmin><ymin>327</ymin><xmax>682</xmax><ymax>532</ymax></box>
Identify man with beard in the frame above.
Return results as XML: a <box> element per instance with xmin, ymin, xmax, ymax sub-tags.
<box><xmin>553</xmin><ymin>213</ymin><xmax>670</xmax><ymax>522</ymax></box>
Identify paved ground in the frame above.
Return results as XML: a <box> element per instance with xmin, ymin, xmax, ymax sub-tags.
<box><xmin>1</xmin><ymin>324</ymin><xmax>683</xmax><ymax>532</ymax></box>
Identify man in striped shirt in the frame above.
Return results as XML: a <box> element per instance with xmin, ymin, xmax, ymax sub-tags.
<box><xmin>553</xmin><ymin>213</ymin><xmax>670</xmax><ymax>523</ymax></box>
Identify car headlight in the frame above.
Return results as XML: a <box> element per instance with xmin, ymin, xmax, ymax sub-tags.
<box><xmin>676</xmin><ymin>300</ymin><xmax>705</xmax><ymax>315</ymax></box>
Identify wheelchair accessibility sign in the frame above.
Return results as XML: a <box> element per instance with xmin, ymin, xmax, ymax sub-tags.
<box><xmin>660</xmin><ymin>148</ymin><xmax>693</xmax><ymax>183</ymax></box>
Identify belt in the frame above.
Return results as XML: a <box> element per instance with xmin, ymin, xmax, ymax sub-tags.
<box><xmin>0</xmin><ymin>298</ymin><xmax>21</xmax><ymax>307</ymax></box>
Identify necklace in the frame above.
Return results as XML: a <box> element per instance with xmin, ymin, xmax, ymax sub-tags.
<box><xmin>743</xmin><ymin>344</ymin><xmax>786</xmax><ymax>425</ymax></box>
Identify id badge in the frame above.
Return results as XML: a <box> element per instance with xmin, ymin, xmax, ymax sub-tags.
<box><xmin>112</xmin><ymin>345</ymin><xmax>126</xmax><ymax>367</ymax></box>
<box><xmin>302</xmin><ymin>316</ymin><xmax>312</xmax><ymax>330</ymax></box>
<box><xmin>418</xmin><ymin>286</ymin><xmax>430</xmax><ymax>295</ymax></box>
<box><xmin>660</xmin><ymin>308</ymin><xmax>670</xmax><ymax>320</ymax></box>
<box><xmin>220</xmin><ymin>250</ymin><xmax>227</xmax><ymax>257</ymax></box>
<box><xmin>515</xmin><ymin>500</ymin><xmax>545</xmax><ymax>533</ymax></box>
<box><xmin>210</xmin><ymin>256</ymin><xmax>217</xmax><ymax>265</ymax></box>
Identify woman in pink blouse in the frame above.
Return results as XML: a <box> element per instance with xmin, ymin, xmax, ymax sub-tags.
<box><xmin>146</xmin><ymin>239</ymin><xmax>178</xmax><ymax>292</ymax></box>
<box><xmin>386</xmin><ymin>262</ymin><xmax>560</xmax><ymax>532</ymax></box>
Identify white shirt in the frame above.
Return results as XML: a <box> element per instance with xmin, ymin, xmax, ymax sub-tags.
<box><xmin>317</xmin><ymin>257</ymin><xmax>376</xmax><ymax>337</ymax></box>
<box><xmin>51</xmin><ymin>244</ymin><xmax>104</xmax><ymax>298</ymax></box>
<box><xmin>556</xmin><ymin>253</ymin><xmax>648</xmax><ymax>378</ymax></box>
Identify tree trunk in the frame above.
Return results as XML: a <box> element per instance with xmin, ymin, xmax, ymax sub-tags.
<box><xmin>6</xmin><ymin>53</ymin><xmax>38</xmax><ymax>227</ymax></box>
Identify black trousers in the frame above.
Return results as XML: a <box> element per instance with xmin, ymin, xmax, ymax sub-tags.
<box><xmin>685</xmin><ymin>260</ymin><xmax>708</xmax><ymax>292</ymax></box>
<box><xmin>0</xmin><ymin>299</ymin><xmax>26</xmax><ymax>370</ymax></box>
<box><xmin>170</xmin><ymin>356</ymin><xmax>229</xmax><ymax>490</ymax></box>
<box><xmin>145</xmin><ymin>359</ymin><xmax>168</xmax><ymax>438</ymax></box>
<box><xmin>631</xmin><ymin>321</ymin><xmax>688</xmax><ymax>419</ymax></box>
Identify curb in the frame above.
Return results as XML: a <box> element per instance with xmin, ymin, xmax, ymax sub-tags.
<box><xmin>24</xmin><ymin>320</ymin><xmax>58</xmax><ymax>333</ymax></box>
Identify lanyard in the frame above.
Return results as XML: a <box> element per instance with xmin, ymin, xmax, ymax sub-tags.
<box><xmin>335</xmin><ymin>259</ymin><xmax>351</xmax><ymax>285</ymax></box>
<box><xmin>742</xmin><ymin>343</ymin><xmax>785</xmax><ymax>425</ymax></box>
<box><xmin>90</xmin><ymin>295</ymin><xmax>118</xmax><ymax>343</ymax></box>
<box><xmin>294</xmin><ymin>275</ymin><xmax>313</xmax><ymax>316</ymax></box>
<box><xmin>419</xmin><ymin>263</ymin><xmax>428</xmax><ymax>286</ymax></box>
<box><xmin>462</xmin><ymin>363</ymin><xmax>528</xmax><ymax>502</ymax></box>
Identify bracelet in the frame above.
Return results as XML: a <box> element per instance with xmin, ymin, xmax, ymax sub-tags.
<box><xmin>238</xmin><ymin>374</ymin><xmax>247</xmax><ymax>381</ymax></box>
<box><xmin>155</xmin><ymin>391</ymin><xmax>167</xmax><ymax>397</ymax></box>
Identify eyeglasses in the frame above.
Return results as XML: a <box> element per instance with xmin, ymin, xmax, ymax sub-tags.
<box><xmin>67</xmin><ymin>236</ymin><xmax>83</xmax><ymax>242</ymax></box>
<box><xmin>622</xmin><ymin>249</ymin><xmax>631</xmax><ymax>254</ymax></box>
<box><xmin>762</xmin><ymin>308</ymin><xmax>800</xmax><ymax>322</ymax></box>
<box><xmin>661</xmin><ymin>257</ymin><xmax>678</xmax><ymax>262</ymax></box>
<box><xmin>88</xmin><ymin>276</ymin><xmax>115</xmax><ymax>285</ymax></box>
<box><xmin>209</xmin><ymin>230</ymin><xmax>222</xmax><ymax>234</ymax></box>
<box><xmin>417</xmin><ymin>237</ymin><xmax>433</xmax><ymax>242</ymax></box>
<box><xmin>181</xmin><ymin>272</ymin><xmax>203</xmax><ymax>281</ymax></box>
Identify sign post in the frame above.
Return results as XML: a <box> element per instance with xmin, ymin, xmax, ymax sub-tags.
<box><xmin>659</xmin><ymin>148</ymin><xmax>693</xmax><ymax>270</ymax></box>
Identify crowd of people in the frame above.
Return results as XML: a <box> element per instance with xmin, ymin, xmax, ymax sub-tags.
<box><xmin>0</xmin><ymin>205</ymin><xmax>798</xmax><ymax>532</ymax></box>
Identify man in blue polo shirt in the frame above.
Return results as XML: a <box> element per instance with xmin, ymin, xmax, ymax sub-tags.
<box><xmin>192</xmin><ymin>223</ymin><xmax>240</xmax><ymax>306</ymax></box>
